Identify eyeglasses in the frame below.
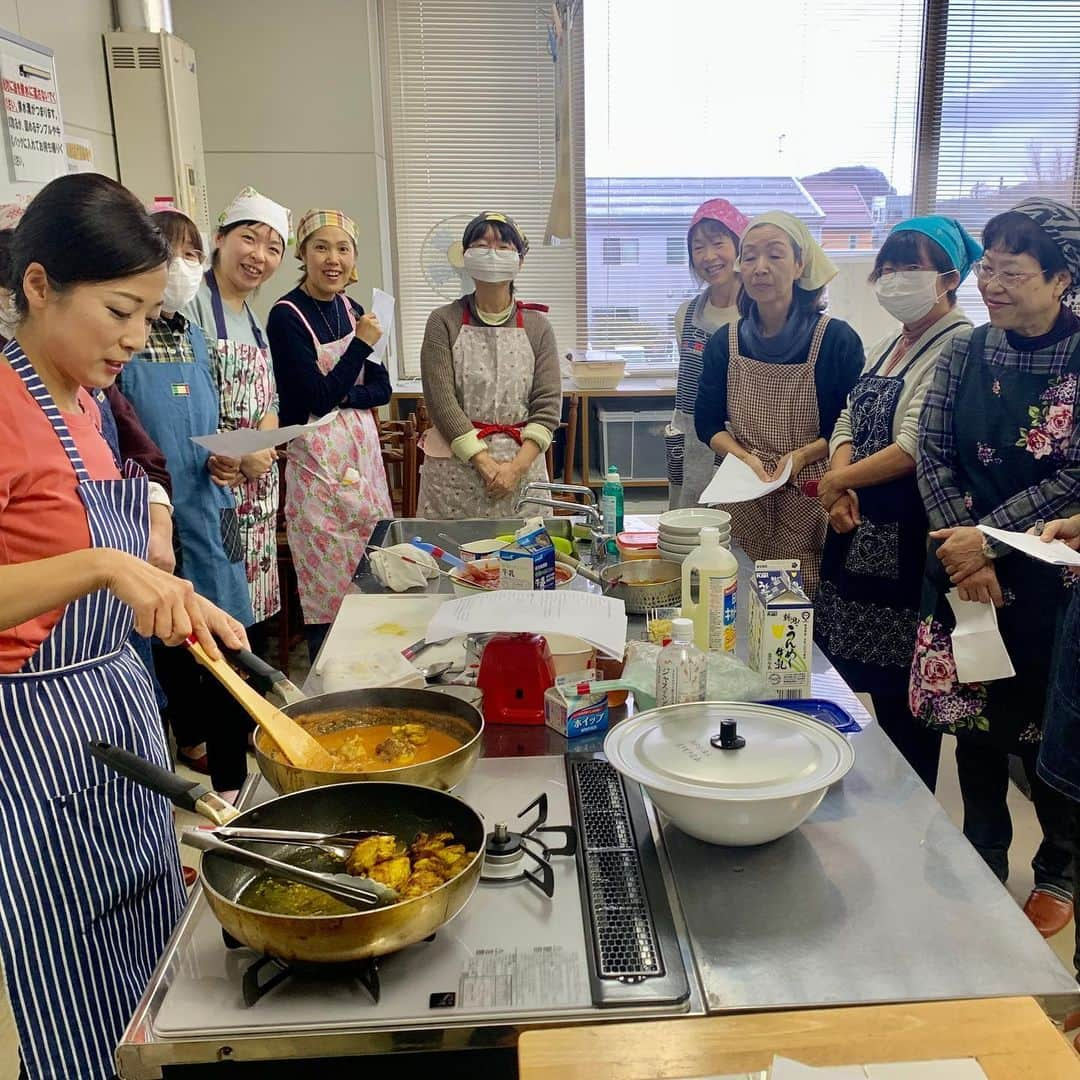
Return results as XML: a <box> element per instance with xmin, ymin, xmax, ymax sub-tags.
<box><xmin>972</xmin><ymin>260</ymin><xmax>1045</xmax><ymax>289</ymax></box>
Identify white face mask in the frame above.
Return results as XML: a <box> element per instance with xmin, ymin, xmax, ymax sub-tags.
<box><xmin>162</xmin><ymin>256</ymin><xmax>204</xmax><ymax>312</ymax></box>
<box><xmin>873</xmin><ymin>269</ymin><xmax>946</xmax><ymax>324</ymax></box>
<box><xmin>463</xmin><ymin>246</ymin><xmax>520</xmax><ymax>283</ymax></box>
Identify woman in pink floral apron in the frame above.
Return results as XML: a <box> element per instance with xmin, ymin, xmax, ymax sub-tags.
<box><xmin>913</xmin><ymin>199</ymin><xmax>1080</xmax><ymax>938</ymax></box>
<box><xmin>268</xmin><ymin>209</ymin><xmax>392</xmax><ymax>660</ymax></box>
<box><xmin>417</xmin><ymin>211</ymin><xmax>562</xmax><ymax>519</ymax></box>
<box><xmin>187</xmin><ymin>187</ymin><xmax>290</xmax><ymax>652</ymax></box>
<box><xmin>694</xmin><ymin>212</ymin><xmax>864</xmax><ymax>595</ymax></box>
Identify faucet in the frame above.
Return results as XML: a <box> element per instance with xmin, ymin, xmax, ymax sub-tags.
<box><xmin>513</xmin><ymin>484</ymin><xmax>613</xmax><ymax>566</ymax></box>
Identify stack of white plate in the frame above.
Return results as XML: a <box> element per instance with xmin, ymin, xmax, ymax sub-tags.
<box><xmin>657</xmin><ymin>508</ymin><xmax>732</xmax><ymax>563</ymax></box>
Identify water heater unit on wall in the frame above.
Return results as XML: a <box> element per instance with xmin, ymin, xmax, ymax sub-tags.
<box><xmin>104</xmin><ymin>30</ymin><xmax>210</xmax><ymax>231</ymax></box>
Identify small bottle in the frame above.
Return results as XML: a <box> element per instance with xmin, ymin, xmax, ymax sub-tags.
<box><xmin>681</xmin><ymin>527</ymin><xmax>739</xmax><ymax>653</ymax></box>
<box><xmin>655</xmin><ymin>617</ymin><xmax>707</xmax><ymax>706</ymax></box>
<box><xmin>600</xmin><ymin>465</ymin><xmax>624</xmax><ymax>555</ymax></box>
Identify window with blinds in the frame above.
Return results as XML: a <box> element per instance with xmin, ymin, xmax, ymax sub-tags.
<box><xmin>919</xmin><ymin>0</ymin><xmax>1080</xmax><ymax>324</ymax></box>
<box><xmin>583</xmin><ymin>0</ymin><xmax>925</xmax><ymax>366</ymax></box>
<box><xmin>380</xmin><ymin>1</ymin><xmax>578</xmax><ymax>378</ymax></box>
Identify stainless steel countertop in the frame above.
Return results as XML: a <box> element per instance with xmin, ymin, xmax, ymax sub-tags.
<box><xmin>336</xmin><ymin>519</ymin><xmax>1078</xmax><ymax>1017</ymax></box>
<box><xmin>663</xmin><ymin>720</ymin><xmax>1078</xmax><ymax>1013</ymax></box>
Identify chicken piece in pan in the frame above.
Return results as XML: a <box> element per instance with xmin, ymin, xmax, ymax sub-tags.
<box><xmin>345</xmin><ymin>833</ymin><xmax>400</xmax><ymax>876</ymax></box>
<box><xmin>368</xmin><ymin>854</ymin><xmax>412</xmax><ymax>892</ymax></box>
<box><xmin>374</xmin><ymin>734</ymin><xmax>415</xmax><ymax>766</ymax></box>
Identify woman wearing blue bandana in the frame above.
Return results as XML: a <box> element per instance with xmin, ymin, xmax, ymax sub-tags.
<box><xmin>815</xmin><ymin>217</ymin><xmax>981</xmax><ymax>792</ymax></box>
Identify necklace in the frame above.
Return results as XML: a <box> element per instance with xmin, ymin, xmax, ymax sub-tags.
<box><xmin>304</xmin><ymin>284</ymin><xmax>344</xmax><ymax>340</ymax></box>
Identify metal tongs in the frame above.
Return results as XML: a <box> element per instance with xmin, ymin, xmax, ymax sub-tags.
<box><xmin>181</xmin><ymin>829</ymin><xmax>399</xmax><ymax>910</ymax></box>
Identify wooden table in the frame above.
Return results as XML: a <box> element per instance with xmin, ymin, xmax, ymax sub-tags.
<box><xmin>392</xmin><ymin>378</ymin><xmax>677</xmax><ymax>488</ymax></box>
<box><xmin>518</xmin><ymin>997</ymin><xmax>1079</xmax><ymax>1080</ymax></box>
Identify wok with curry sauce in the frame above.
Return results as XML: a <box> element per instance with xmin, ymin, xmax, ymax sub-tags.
<box><xmin>255</xmin><ymin>687</ymin><xmax>484</xmax><ymax>795</ymax></box>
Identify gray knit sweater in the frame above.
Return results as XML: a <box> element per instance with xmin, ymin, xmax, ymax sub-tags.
<box><xmin>420</xmin><ymin>295</ymin><xmax>561</xmax><ymax>452</ymax></box>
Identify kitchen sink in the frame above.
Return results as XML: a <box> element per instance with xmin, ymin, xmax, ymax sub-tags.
<box><xmin>373</xmin><ymin>516</ymin><xmax>579</xmax><ymax>548</ymax></box>
<box><xmin>358</xmin><ymin>516</ymin><xmax>588</xmax><ymax>594</ymax></box>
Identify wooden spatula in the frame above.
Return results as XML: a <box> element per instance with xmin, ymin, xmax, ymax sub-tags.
<box><xmin>185</xmin><ymin>638</ymin><xmax>336</xmax><ymax>771</ymax></box>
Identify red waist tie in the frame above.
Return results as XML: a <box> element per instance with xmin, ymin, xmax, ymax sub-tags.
<box><xmin>472</xmin><ymin>420</ymin><xmax>523</xmax><ymax>446</ymax></box>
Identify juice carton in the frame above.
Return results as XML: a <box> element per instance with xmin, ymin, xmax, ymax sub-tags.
<box><xmin>498</xmin><ymin>517</ymin><xmax>556</xmax><ymax>591</ymax></box>
<box><xmin>747</xmin><ymin>559</ymin><xmax>813</xmax><ymax>699</ymax></box>
<box><xmin>544</xmin><ymin>670</ymin><xmax>609</xmax><ymax>738</ymax></box>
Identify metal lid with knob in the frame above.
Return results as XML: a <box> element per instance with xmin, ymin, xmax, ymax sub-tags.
<box><xmin>603</xmin><ymin>700</ymin><xmax>855</xmax><ymax>801</ymax></box>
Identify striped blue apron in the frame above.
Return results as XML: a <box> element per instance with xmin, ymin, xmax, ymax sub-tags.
<box><xmin>0</xmin><ymin>342</ymin><xmax>186</xmax><ymax>1079</ymax></box>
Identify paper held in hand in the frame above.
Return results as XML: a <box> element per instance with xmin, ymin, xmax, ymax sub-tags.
<box><xmin>976</xmin><ymin>524</ymin><xmax>1080</xmax><ymax>567</ymax></box>
<box><xmin>424</xmin><ymin>591</ymin><xmax>627</xmax><ymax>659</ymax></box>
<box><xmin>699</xmin><ymin>454</ymin><xmax>793</xmax><ymax>505</ymax></box>
<box><xmin>946</xmin><ymin>591</ymin><xmax>1015</xmax><ymax>684</ymax></box>
<box><xmin>369</xmin><ymin>288</ymin><xmax>395</xmax><ymax>362</ymax></box>
<box><xmin>191</xmin><ymin>411</ymin><xmax>337</xmax><ymax>457</ymax></box>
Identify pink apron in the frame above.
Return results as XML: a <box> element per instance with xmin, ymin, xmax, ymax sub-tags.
<box><xmin>276</xmin><ymin>296</ymin><xmax>393</xmax><ymax>625</ymax></box>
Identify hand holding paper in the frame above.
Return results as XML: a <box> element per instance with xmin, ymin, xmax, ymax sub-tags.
<box><xmin>977</xmin><ymin>524</ymin><xmax>1080</xmax><ymax>568</ymax></box>
<box><xmin>946</xmin><ymin>591</ymin><xmax>1015</xmax><ymax>684</ymax></box>
<box><xmin>700</xmin><ymin>453</ymin><xmax>793</xmax><ymax>505</ymax></box>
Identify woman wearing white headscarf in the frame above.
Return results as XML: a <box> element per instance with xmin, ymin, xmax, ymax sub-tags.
<box><xmin>694</xmin><ymin>211</ymin><xmax>864</xmax><ymax>594</ymax></box>
<box><xmin>187</xmin><ymin>186</ymin><xmax>290</xmax><ymax>646</ymax></box>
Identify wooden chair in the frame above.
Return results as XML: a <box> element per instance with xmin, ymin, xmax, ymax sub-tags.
<box><xmin>379</xmin><ymin>416</ymin><xmax>420</xmax><ymax>517</ymax></box>
<box><xmin>274</xmin><ymin>464</ymin><xmax>305</xmax><ymax>673</ymax></box>
<box><xmin>546</xmin><ymin>392</ymin><xmax>581</xmax><ymax>500</ymax></box>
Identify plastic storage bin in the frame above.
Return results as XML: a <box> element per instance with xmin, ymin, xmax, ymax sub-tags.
<box><xmin>595</xmin><ymin>407</ymin><xmax>670</xmax><ymax>480</ymax></box>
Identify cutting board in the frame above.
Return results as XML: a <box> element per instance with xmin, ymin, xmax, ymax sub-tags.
<box><xmin>315</xmin><ymin>594</ymin><xmax>458</xmax><ymax>677</ymax></box>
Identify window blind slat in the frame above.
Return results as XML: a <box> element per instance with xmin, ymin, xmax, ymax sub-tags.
<box><xmin>382</xmin><ymin>0</ymin><xmax>577</xmax><ymax>378</ymax></box>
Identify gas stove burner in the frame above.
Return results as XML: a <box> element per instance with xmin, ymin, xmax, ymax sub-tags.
<box><xmin>220</xmin><ymin>929</ymin><xmax>434</xmax><ymax>1007</ymax></box>
<box><xmin>480</xmin><ymin>793</ymin><xmax>577</xmax><ymax>898</ymax></box>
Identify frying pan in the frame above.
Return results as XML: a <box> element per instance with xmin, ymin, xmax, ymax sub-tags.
<box><xmin>224</xmin><ymin>651</ymin><xmax>485</xmax><ymax>795</ymax></box>
<box><xmin>90</xmin><ymin>740</ymin><xmax>485</xmax><ymax>964</ymax></box>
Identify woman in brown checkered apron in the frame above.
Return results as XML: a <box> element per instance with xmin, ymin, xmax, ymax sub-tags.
<box><xmin>694</xmin><ymin>212</ymin><xmax>864</xmax><ymax>595</ymax></box>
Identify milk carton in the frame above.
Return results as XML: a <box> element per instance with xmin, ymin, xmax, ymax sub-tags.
<box><xmin>498</xmin><ymin>517</ymin><xmax>556</xmax><ymax>591</ymax></box>
<box><xmin>747</xmin><ymin>559</ymin><xmax>813</xmax><ymax>699</ymax></box>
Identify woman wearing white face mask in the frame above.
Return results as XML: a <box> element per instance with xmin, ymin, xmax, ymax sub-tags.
<box><xmin>118</xmin><ymin>209</ymin><xmax>254</xmax><ymax>795</ymax></box>
<box><xmin>814</xmin><ymin>216</ymin><xmax>980</xmax><ymax>791</ymax></box>
<box><xmin>417</xmin><ymin>211</ymin><xmax>561</xmax><ymax>519</ymax></box>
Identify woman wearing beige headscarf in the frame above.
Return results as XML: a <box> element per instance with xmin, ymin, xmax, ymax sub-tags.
<box><xmin>694</xmin><ymin>211</ymin><xmax>864</xmax><ymax>594</ymax></box>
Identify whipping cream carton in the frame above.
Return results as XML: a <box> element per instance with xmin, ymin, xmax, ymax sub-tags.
<box><xmin>544</xmin><ymin>670</ymin><xmax>609</xmax><ymax>738</ymax></box>
<box><xmin>747</xmin><ymin>559</ymin><xmax>813</xmax><ymax>699</ymax></box>
<box><xmin>498</xmin><ymin>517</ymin><xmax>556</xmax><ymax>591</ymax></box>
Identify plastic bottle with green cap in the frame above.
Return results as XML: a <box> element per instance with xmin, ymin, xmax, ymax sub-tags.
<box><xmin>600</xmin><ymin>465</ymin><xmax>624</xmax><ymax>554</ymax></box>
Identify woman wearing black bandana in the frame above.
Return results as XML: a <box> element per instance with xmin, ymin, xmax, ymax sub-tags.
<box><xmin>913</xmin><ymin>197</ymin><xmax>1080</xmax><ymax>943</ymax></box>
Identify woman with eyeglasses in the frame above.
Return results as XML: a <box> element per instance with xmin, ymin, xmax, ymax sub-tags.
<box><xmin>815</xmin><ymin>217</ymin><xmax>981</xmax><ymax>792</ymax></box>
<box><xmin>912</xmin><ymin>198</ymin><xmax>1080</xmax><ymax>940</ymax></box>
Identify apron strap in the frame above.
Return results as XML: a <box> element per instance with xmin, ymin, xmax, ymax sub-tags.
<box><xmin>472</xmin><ymin>420</ymin><xmax>523</xmax><ymax>445</ymax></box>
<box><xmin>204</xmin><ymin>269</ymin><xmax>267</xmax><ymax>350</ymax></box>
<box><xmin>273</xmin><ymin>299</ymin><xmax>322</xmax><ymax>349</ymax></box>
<box><xmin>4</xmin><ymin>339</ymin><xmax>91</xmax><ymax>483</ymax></box>
<box><xmin>805</xmin><ymin>315</ymin><xmax>831</xmax><ymax>369</ymax></box>
<box><xmin>870</xmin><ymin>322</ymin><xmax>963</xmax><ymax>380</ymax></box>
<box><xmin>728</xmin><ymin>319</ymin><xmax>741</xmax><ymax>361</ymax></box>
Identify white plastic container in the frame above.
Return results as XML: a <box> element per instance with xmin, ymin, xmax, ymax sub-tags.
<box><xmin>655</xmin><ymin>618</ymin><xmax>707</xmax><ymax>706</ymax></box>
<box><xmin>681</xmin><ymin>527</ymin><xmax>739</xmax><ymax>653</ymax></box>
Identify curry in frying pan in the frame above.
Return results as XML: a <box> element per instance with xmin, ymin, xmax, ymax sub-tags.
<box><xmin>238</xmin><ymin>829</ymin><xmax>476</xmax><ymax>917</ymax></box>
<box><xmin>262</xmin><ymin>708</ymin><xmax>464</xmax><ymax>772</ymax></box>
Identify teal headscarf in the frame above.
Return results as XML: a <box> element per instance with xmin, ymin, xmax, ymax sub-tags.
<box><xmin>889</xmin><ymin>216</ymin><xmax>983</xmax><ymax>282</ymax></box>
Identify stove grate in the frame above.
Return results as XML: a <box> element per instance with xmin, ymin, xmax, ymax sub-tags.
<box><xmin>570</xmin><ymin>759</ymin><xmax>662</xmax><ymax>979</ymax></box>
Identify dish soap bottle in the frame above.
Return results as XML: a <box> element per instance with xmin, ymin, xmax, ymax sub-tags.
<box><xmin>681</xmin><ymin>527</ymin><xmax>739</xmax><ymax>653</ymax></box>
<box><xmin>600</xmin><ymin>465</ymin><xmax>624</xmax><ymax>555</ymax></box>
<box><xmin>656</xmin><ymin>617</ymin><xmax>707</xmax><ymax>706</ymax></box>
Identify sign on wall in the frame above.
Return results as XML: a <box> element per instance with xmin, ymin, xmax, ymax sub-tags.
<box><xmin>1</xmin><ymin>53</ymin><xmax>65</xmax><ymax>184</ymax></box>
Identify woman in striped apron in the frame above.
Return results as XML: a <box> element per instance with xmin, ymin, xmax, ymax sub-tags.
<box><xmin>694</xmin><ymin>212</ymin><xmax>865</xmax><ymax>595</ymax></box>
<box><xmin>665</xmin><ymin>198</ymin><xmax>749</xmax><ymax>509</ymax></box>
<box><xmin>0</xmin><ymin>174</ymin><xmax>247</xmax><ymax>1079</ymax></box>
